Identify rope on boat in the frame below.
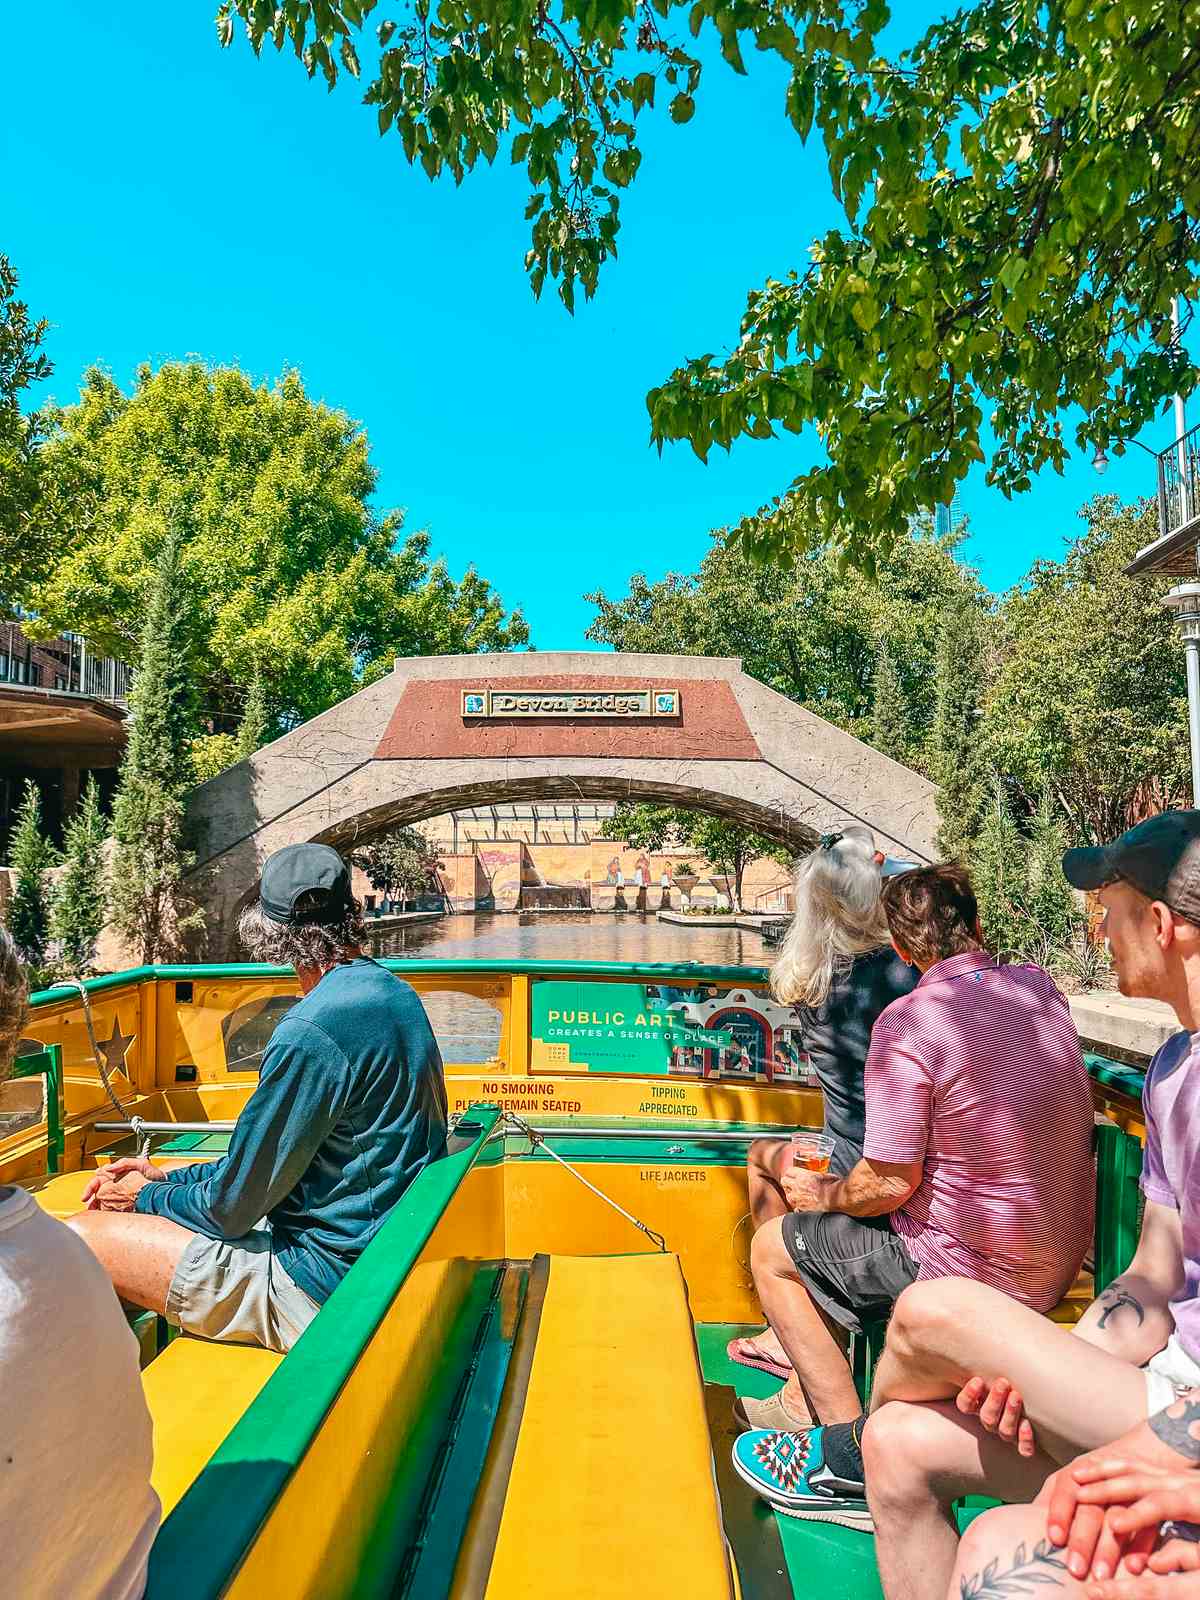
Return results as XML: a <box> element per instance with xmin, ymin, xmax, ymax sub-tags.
<box><xmin>501</xmin><ymin>1111</ymin><xmax>667</xmax><ymax>1253</ymax></box>
<box><xmin>62</xmin><ymin>979</ymin><xmax>151</xmax><ymax>1161</ymax></box>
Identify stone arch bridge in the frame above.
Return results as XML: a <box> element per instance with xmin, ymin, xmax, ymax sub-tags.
<box><xmin>185</xmin><ymin>652</ymin><xmax>939</xmax><ymax>955</ymax></box>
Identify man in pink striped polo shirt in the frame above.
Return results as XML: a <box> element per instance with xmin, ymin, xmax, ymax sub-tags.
<box><xmin>732</xmin><ymin>863</ymin><xmax>1095</xmax><ymax>1526</ymax></box>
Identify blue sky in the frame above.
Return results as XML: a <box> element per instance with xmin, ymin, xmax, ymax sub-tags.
<box><xmin>4</xmin><ymin>4</ymin><xmax>1171</xmax><ymax>649</ymax></box>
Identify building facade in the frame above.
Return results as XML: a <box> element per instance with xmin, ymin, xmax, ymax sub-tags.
<box><xmin>0</xmin><ymin>612</ymin><xmax>130</xmax><ymax>854</ymax></box>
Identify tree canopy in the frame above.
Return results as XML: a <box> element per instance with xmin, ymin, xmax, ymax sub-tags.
<box><xmin>26</xmin><ymin>362</ymin><xmax>528</xmax><ymax>735</ymax></box>
<box><xmin>353</xmin><ymin>827</ymin><xmax>441</xmax><ymax>903</ymax></box>
<box><xmin>0</xmin><ymin>255</ymin><xmax>56</xmax><ymax>600</ymax></box>
<box><xmin>220</xmin><ymin>1</ymin><xmax>1199</xmax><ymax>568</ymax></box>
<box><xmin>592</xmin><ymin>491</ymin><xmax>1184</xmax><ymax>854</ymax></box>
<box><xmin>986</xmin><ymin>495</ymin><xmax>1189</xmax><ymax>842</ymax></box>
<box><xmin>4</xmin><ymin>781</ymin><xmax>56</xmax><ymax>981</ymax></box>
<box><xmin>110</xmin><ymin>523</ymin><xmax>204</xmax><ymax>963</ymax></box>
<box><xmin>587</xmin><ymin>519</ymin><xmax>979</xmax><ymax>771</ymax></box>
<box><xmin>608</xmin><ymin>801</ymin><xmax>787</xmax><ymax>911</ymax></box>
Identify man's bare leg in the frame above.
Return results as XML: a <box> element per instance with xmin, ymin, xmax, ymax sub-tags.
<box><xmin>732</xmin><ymin>1140</ymin><xmax>795</xmax><ymax>1370</ymax></box>
<box><xmin>865</xmin><ymin>1401</ymin><xmax>1058</xmax><ymax>1600</ymax></box>
<box><xmin>946</xmin><ymin>1503</ymin><xmax>1092</xmax><ymax>1600</ymax></box>
<box><xmin>751</xmin><ymin>1214</ymin><xmax>861</xmax><ymax>1424</ymax></box>
<box><xmin>67</xmin><ymin>1210</ymin><xmax>197</xmax><ymax>1314</ymax></box>
<box><xmin>870</xmin><ymin>1280</ymin><xmax>1149</xmax><ymax>1460</ymax></box>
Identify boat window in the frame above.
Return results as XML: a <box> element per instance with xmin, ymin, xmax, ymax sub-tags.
<box><xmin>218</xmin><ymin>990</ymin><xmax>503</xmax><ymax>1069</ymax></box>
<box><xmin>418</xmin><ymin>989</ymin><xmax>503</xmax><ymax>1063</ymax></box>
<box><xmin>221</xmin><ymin>996</ymin><xmax>300</xmax><ymax>1072</ymax></box>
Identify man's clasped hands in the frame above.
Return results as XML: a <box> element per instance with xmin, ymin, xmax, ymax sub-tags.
<box><xmin>79</xmin><ymin>1157</ymin><xmax>162</xmax><ymax>1212</ymax></box>
<box><xmin>959</xmin><ymin>1376</ymin><xmax>1200</xmax><ymax>1600</ymax></box>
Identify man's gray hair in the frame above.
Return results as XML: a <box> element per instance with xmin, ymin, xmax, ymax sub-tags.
<box><xmin>0</xmin><ymin>927</ymin><xmax>29</xmax><ymax>1081</ymax></box>
<box><xmin>237</xmin><ymin>894</ymin><xmax>368</xmax><ymax>970</ymax></box>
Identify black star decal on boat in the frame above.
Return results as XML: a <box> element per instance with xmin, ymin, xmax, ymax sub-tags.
<box><xmin>98</xmin><ymin>1018</ymin><xmax>135</xmax><ymax>1078</ymax></box>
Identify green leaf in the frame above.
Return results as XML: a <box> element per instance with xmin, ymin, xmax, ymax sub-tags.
<box><xmin>670</xmin><ymin>92</ymin><xmax>695</xmax><ymax>124</ymax></box>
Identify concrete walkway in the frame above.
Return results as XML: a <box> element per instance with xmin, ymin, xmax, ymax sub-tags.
<box><xmin>1068</xmin><ymin>991</ymin><xmax>1179</xmax><ymax>1063</ymax></box>
<box><xmin>657</xmin><ymin>910</ymin><xmax>783</xmax><ymax>931</ymax></box>
<box><xmin>364</xmin><ymin>909</ymin><xmax>443</xmax><ymax>929</ymax></box>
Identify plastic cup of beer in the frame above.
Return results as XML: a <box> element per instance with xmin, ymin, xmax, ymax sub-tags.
<box><xmin>790</xmin><ymin>1131</ymin><xmax>836</xmax><ymax>1174</ymax></box>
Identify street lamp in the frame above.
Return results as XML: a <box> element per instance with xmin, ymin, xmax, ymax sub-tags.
<box><xmin>1091</xmin><ymin>436</ymin><xmax>1158</xmax><ymax>476</ymax></box>
<box><xmin>1162</xmin><ymin>582</ymin><xmax>1200</xmax><ymax>806</ymax></box>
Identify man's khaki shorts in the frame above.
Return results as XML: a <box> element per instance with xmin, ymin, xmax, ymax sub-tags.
<box><xmin>1144</xmin><ymin>1332</ymin><xmax>1200</xmax><ymax>1414</ymax></box>
<box><xmin>165</xmin><ymin>1229</ymin><xmax>321</xmax><ymax>1354</ymax></box>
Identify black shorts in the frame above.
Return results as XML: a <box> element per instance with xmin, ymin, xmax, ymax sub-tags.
<box><xmin>781</xmin><ymin>1210</ymin><xmax>919</xmax><ymax>1335</ymax></box>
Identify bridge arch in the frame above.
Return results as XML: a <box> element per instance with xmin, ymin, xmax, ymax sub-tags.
<box><xmin>185</xmin><ymin>652</ymin><xmax>939</xmax><ymax>955</ymax></box>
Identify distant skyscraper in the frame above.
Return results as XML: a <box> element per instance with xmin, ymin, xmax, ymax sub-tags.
<box><xmin>934</xmin><ymin>492</ymin><xmax>964</xmax><ymax>538</ymax></box>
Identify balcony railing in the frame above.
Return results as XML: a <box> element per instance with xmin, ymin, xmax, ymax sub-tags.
<box><xmin>0</xmin><ymin>619</ymin><xmax>130</xmax><ymax>706</ymax></box>
<box><xmin>1157</xmin><ymin>421</ymin><xmax>1200</xmax><ymax>542</ymax></box>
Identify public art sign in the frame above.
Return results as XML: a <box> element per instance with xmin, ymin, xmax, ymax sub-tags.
<box><xmin>461</xmin><ymin>687</ymin><xmax>680</xmax><ymax>718</ymax></box>
<box><xmin>530</xmin><ymin>979</ymin><xmax>815</xmax><ymax>1085</ymax></box>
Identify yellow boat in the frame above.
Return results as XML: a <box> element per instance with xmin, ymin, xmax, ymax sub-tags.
<box><xmin>7</xmin><ymin>957</ymin><xmax>1147</xmax><ymax>1599</ymax></box>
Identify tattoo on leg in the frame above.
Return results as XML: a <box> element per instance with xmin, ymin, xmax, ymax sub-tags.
<box><xmin>1096</xmin><ymin>1282</ymin><xmax>1145</xmax><ymax>1330</ymax></box>
<box><xmin>1149</xmin><ymin>1396</ymin><xmax>1200</xmax><ymax>1461</ymax></box>
<box><xmin>959</xmin><ymin>1541</ymin><xmax>1068</xmax><ymax>1600</ymax></box>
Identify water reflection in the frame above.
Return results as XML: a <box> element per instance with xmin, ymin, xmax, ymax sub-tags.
<box><xmin>367</xmin><ymin>910</ymin><xmax>773</xmax><ymax>968</ymax></box>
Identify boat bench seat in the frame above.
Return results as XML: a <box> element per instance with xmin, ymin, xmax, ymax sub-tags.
<box><xmin>142</xmin><ymin>1337</ymin><xmax>282</xmax><ymax>1518</ymax></box>
<box><xmin>26</xmin><ymin>1168</ymin><xmax>105</xmax><ymax>1219</ymax></box>
<box><xmin>465</xmin><ymin>1252</ymin><xmax>735</xmax><ymax>1599</ymax></box>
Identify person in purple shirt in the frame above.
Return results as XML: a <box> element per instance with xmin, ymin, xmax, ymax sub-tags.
<box><xmin>834</xmin><ymin>812</ymin><xmax>1200</xmax><ymax>1600</ymax></box>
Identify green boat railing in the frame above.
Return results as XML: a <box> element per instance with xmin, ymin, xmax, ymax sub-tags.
<box><xmin>28</xmin><ymin>957</ymin><xmax>775</xmax><ymax>1009</ymax></box>
<box><xmin>11</xmin><ymin>1044</ymin><xmax>63</xmax><ymax>1174</ymax></box>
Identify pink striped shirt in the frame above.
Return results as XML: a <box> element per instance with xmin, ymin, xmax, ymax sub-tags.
<box><xmin>862</xmin><ymin>951</ymin><xmax>1094</xmax><ymax>1311</ymax></box>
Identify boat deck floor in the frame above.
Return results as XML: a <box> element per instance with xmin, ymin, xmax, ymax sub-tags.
<box><xmin>698</xmin><ymin>1325</ymin><xmax>884</xmax><ymax>1600</ymax></box>
<box><xmin>699</xmin><ymin>1326</ymin><xmax>997</xmax><ymax>1598</ymax></box>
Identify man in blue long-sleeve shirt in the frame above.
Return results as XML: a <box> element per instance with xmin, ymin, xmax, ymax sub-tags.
<box><xmin>70</xmin><ymin>845</ymin><xmax>448</xmax><ymax>1352</ymax></box>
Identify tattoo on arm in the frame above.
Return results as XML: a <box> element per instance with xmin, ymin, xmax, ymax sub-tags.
<box><xmin>959</xmin><ymin>1540</ymin><xmax>1067</xmax><ymax>1600</ymax></box>
<box><xmin>1096</xmin><ymin>1281</ymin><xmax>1145</xmax><ymax>1330</ymax></box>
<box><xmin>1149</xmin><ymin>1396</ymin><xmax>1200</xmax><ymax>1461</ymax></box>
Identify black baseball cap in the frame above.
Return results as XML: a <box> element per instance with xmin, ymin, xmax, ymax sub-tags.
<box><xmin>1062</xmin><ymin>810</ymin><xmax>1200</xmax><ymax>923</ymax></box>
<box><xmin>259</xmin><ymin>843</ymin><xmax>353</xmax><ymax>925</ymax></box>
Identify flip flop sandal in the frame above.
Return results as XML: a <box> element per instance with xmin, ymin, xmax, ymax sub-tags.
<box><xmin>727</xmin><ymin>1336</ymin><xmax>793</xmax><ymax>1382</ymax></box>
<box><xmin>733</xmin><ymin>1390</ymin><xmax>812</xmax><ymax>1431</ymax></box>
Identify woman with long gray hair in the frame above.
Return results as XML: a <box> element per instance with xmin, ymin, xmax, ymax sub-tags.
<box><xmin>729</xmin><ymin>824</ymin><xmax>918</xmax><ymax>1383</ymax></box>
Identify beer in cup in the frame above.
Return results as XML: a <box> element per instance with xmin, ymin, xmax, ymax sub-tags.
<box><xmin>790</xmin><ymin>1131</ymin><xmax>836</xmax><ymax>1174</ymax></box>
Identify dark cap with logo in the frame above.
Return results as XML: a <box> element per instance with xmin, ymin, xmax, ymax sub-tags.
<box><xmin>1062</xmin><ymin>810</ymin><xmax>1200</xmax><ymax>923</ymax></box>
<box><xmin>259</xmin><ymin>843</ymin><xmax>353</xmax><ymax>925</ymax></box>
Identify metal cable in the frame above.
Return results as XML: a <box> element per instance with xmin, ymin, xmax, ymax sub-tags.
<box><xmin>502</xmin><ymin>1111</ymin><xmax>667</xmax><ymax>1252</ymax></box>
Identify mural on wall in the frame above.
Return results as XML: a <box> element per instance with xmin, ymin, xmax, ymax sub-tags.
<box><xmin>524</xmin><ymin>843</ymin><xmax>590</xmax><ymax>892</ymax></box>
<box><xmin>476</xmin><ymin>845</ymin><xmax>523</xmax><ymax>911</ymax></box>
<box><xmin>530</xmin><ymin>979</ymin><xmax>815</xmax><ymax>1085</ymax></box>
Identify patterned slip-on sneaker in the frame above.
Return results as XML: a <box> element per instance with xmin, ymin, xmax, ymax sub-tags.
<box><xmin>730</xmin><ymin>1428</ymin><xmax>874</xmax><ymax>1533</ymax></box>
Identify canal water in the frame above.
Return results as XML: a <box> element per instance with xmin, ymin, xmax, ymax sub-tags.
<box><xmin>367</xmin><ymin>910</ymin><xmax>773</xmax><ymax>968</ymax></box>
